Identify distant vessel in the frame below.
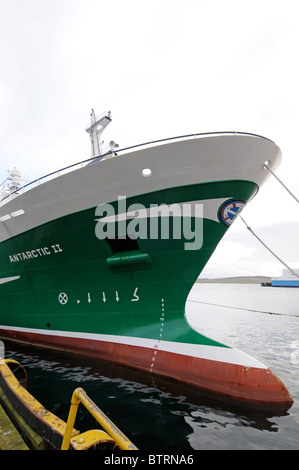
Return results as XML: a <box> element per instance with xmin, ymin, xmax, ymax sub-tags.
<box><xmin>272</xmin><ymin>269</ymin><xmax>299</xmax><ymax>287</ymax></box>
<box><xmin>0</xmin><ymin>111</ymin><xmax>293</xmax><ymax>408</ymax></box>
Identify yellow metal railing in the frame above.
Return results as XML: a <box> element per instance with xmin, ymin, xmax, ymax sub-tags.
<box><xmin>61</xmin><ymin>387</ymin><xmax>138</xmax><ymax>450</ymax></box>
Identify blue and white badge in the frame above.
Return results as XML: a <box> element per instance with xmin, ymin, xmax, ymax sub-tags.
<box><xmin>220</xmin><ymin>200</ymin><xmax>246</xmax><ymax>226</ymax></box>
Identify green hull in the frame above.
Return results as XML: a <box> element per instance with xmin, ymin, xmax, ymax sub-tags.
<box><xmin>0</xmin><ymin>181</ymin><xmax>253</xmax><ymax>343</ymax></box>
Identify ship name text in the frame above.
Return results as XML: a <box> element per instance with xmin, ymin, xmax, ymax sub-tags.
<box><xmin>9</xmin><ymin>244</ymin><xmax>63</xmax><ymax>263</ymax></box>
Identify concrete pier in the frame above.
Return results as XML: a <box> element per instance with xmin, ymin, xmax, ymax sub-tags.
<box><xmin>0</xmin><ymin>403</ymin><xmax>29</xmax><ymax>450</ymax></box>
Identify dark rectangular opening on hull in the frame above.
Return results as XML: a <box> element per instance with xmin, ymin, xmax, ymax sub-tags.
<box><xmin>107</xmin><ymin>235</ymin><xmax>139</xmax><ymax>254</ymax></box>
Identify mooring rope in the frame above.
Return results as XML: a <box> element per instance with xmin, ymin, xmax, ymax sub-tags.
<box><xmin>239</xmin><ymin>216</ymin><xmax>299</xmax><ymax>279</ymax></box>
<box><xmin>238</xmin><ymin>163</ymin><xmax>299</xmax><ymax>279</ymax></box>
<box><xmin>188</xmin><ymin>298</ymin><xmax>299</xmax><ymax>318</ymax></box>
<box><xmin>264</xmin><ymin>162</ymin><xmax>299</xmax><ymax>204</ymax></box>
<box><xmin>190</xmin><ymin>163</ymin><xmax>299</xmax><ymax>318</ymax></box>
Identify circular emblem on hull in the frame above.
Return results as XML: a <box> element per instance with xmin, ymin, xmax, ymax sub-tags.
<box><xmin>220</xmin><ymin>200</ymin><xmax>246</xmax><ymax>226</ymax></box>
<box><xmin>58</xmin><ymin>292</ymin><xmax>68</xmax><ymax>304</ymax></box>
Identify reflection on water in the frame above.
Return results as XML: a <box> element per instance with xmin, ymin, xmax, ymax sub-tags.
<box><xmin>3</xmin><ymin>284</ymin><xmax>299</xmax><ymax>450</ymax></box>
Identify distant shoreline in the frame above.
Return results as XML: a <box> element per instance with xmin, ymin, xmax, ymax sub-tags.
<box><xmin>196</xmin><ymin>276</ymin><xmax>271</xmax><ymax>284</ymax></box>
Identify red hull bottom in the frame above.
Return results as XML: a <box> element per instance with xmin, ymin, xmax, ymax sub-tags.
<box><xmin>0</xmin><ymin>328</ymin><xmax>293</xmax><ymax>409</ymax></box>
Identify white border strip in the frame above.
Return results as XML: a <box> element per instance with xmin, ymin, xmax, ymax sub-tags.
<box><xmin>0</xmin><ymin>276</ymin><xmax>20</xmax><ymax>285</ymax></box>
<box><xmin>0</xmin><ymin>325</ymin><xmax>266</xmax><ymax>369</ymax></box>
<box><xmin>98</xmin><ymin>197</ymin><xmax>230</xmax><ymax>224</ymax></box>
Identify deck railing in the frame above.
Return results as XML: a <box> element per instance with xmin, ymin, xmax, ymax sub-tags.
<box><xmin>0</xmin><ymin>131</ymin><xmax>271</xmax><ymax>206</ymax></box>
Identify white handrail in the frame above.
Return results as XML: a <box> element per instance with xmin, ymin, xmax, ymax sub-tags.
<box><xmin>0</xmin><ymin>131</ymin><xmax>273</xmax><ymax>207</ymax></box>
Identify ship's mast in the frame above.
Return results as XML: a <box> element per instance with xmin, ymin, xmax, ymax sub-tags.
<box><xmin>85</xmin><ymin>109</ymin><xmax>112</xmax><ymax>158</ymax></box>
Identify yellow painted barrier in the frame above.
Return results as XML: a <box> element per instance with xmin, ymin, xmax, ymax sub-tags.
<box><xmin>61</xmin><ymin>387</ymin><xmax>138</xmax><ymax>450</ymax></box>
<box><xmin>0</xmin><ymin>359</ymin><xmax>137</xmax><ymax>450</ymax></box>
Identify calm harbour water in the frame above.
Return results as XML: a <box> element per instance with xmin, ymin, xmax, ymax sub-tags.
<box><xmin>4</xmin><ymin>283</ymin><xmax>299</xmax><ymax>450</ymax></box>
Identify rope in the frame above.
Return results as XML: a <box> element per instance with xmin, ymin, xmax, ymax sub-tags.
<box><xmin>240</xmin><ymin>216</ymin><xmax>299</xmax><ymax>279</ymax></box>
<box><xmin>188</xmin><ymin>298</ymin><xmax>299</xmax><ymax>317</ymax></box>
<box><xmin>237</xmin><ymin>164</ymin><xmax>299</xmax><ymax>279</ymax></box>
<box><xmin>264</xmin><ymin>162</ymin><xmax>299</xmax><ymax>204</ymax></box>
<box><xmin>189</xmin><ymin>164</ymin><xmax>299</xmax><ymax>319</ymax></box>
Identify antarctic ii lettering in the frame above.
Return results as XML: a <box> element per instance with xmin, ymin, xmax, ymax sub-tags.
<box><xmin>104</xmin><ymin>454</ymin><xmax>194</xmax><ymax>467</ymax></box>
<box><xmin>95</xmin><ymin>196</ymin><xmax>203</xmax><ymax>250</ymax></box>
<box><xmin>9</xmin><ymin>244</ymin><xmax>63</xmax><ymax>263</ymax></box>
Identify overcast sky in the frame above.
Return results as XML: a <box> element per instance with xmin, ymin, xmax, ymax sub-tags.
<box><xmin>0</xmin><ymin>0</ymin><xmax>298</xmax><ymax>277</ymax></box>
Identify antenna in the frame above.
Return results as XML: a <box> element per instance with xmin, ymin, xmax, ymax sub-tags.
<box><xmin>86</xmin><ymin>109</ymin><xmax>112</xmax><ymax>157</ymax></box>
